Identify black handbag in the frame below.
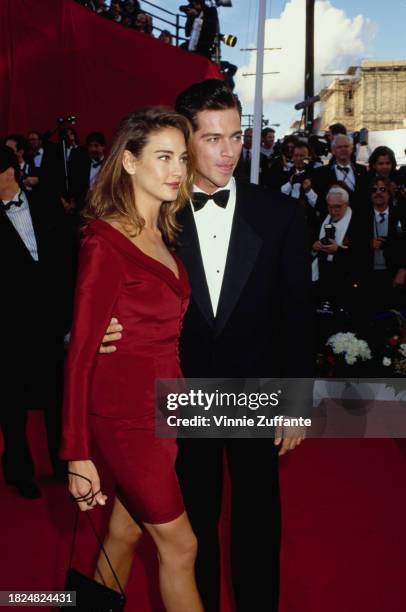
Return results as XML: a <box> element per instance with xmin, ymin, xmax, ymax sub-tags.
<box><xmin>63</xmin><ymin>504</ymin><xmax>126</xmax><ymax>611</ymax></box>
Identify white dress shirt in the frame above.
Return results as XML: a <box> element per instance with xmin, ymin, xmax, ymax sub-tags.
<box><xmin>32</xmin><ymin>147</ymin><xmax>44</xmax><ymax>168</ymax></box>
<box><xmin>281</xmin><ymin>170</ymin><xmax>318</xmax><ymax>207</ymax></box>
<box><xmin>191</xmin><ymin>177</ymin><xmax>236</xmax><ymax>315</ymax></box>
<box><xmin>89</xmin><ymin>158</ymin><xmax>104</xmax><ymax>189</ymax></box>
<box><xmin>373</xmin><ymin>208</ymin><xmax>389</xmax><ymax>270</ymax></box>
<box><xmin>2</xmin><ymin>190</ymin><xmax>38</xmax><ymax>261</ymax></box>
<box><xmin>334</xmin><ymin>163</ymin><xmax>356</xmax><ymax>191</ymax></box>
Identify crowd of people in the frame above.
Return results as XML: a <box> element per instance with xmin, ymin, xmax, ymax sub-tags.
<box><xmin>77</xmin><ymin>0</ymin><xmax>155</xmax><ymax>36</ymax></box>
<box><xmin>236</xmin><ymin>124</ymin><xmax>406</xmax><ymax>323</ymax></box>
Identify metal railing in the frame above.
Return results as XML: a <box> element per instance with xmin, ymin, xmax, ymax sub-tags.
<box><xmin>138</xmin><ymin>1</ymin><xmax>187</xmax><ymax>46</ymax></box>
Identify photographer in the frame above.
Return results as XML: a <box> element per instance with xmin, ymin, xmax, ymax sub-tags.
<box><xmin>281</xmin><ymin>142</ymin><xmax>318</xmax><ymax>205</ymax></box>
<box><xmin>312</xmin><ymin>185</ymin><xmax>366</xmax><ymax>311</ymax></box>
<box><xmin>265</xmin><ymin>134</ymin><xmax>298</xmax><ymax>189</ymax></box>
<box><xmin>181</xmin><ymin>1</ymin><xmax>218</xmax><ymax>59</ymax></box>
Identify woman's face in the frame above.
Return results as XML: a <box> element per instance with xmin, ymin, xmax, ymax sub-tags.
<box><xmin>373</xmin><ymin>154</ymin><xmax>393</xmax><ymax>178</ymax></box>
<box><xmin>126</xmin><ymin>128</ymin><xmax>188</xmax><ymax>204</ymax></box>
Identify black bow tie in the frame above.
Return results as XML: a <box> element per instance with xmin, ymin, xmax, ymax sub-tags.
<box><xmin>337</xmin><ymin>165</ymin><xmax>350</xmax><ymax>173</ymax></box>
<box><xmin>192</xmin><ymin>190</ymin><xmax>230</xmax><ymax>212</ymax></box>
<box><xmin>2</xmin><ymin>193</ymin><xmax>24</xmax><ymax>211</ymax></box>
<box><xmin>91</xmin><ymin>160</ymin><xmax>102</xmax><ymax>168</ymax></box>
<box><xmin>33</xmin><ymin>151</ymin><xmax>41</xmax><ymax>157</ymax></box>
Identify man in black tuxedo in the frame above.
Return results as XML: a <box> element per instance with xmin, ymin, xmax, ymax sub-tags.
<box><xmin>0</xmin><ymin>146</ymin><xmax>77</xmax><ymax>498</ymax></box>
<box><xmin>68</xmin><ymin>131</ymin><xmax>106</xmax><ymax>215</ymax></box>
<box><xmin>100</xmin><ymin>80</ymin><xmax>313</xmax><ymax>611</ymax></box>
<box><xmin>361</xmin><ymin>177</ymin><xmax>406</xmax><ymax>312</ymax></box>
<box><xmin>27</xmin><ymin>131</ymin><xmax>59</xmax><ymax>200</ymax></box>
<box><xmin>234</xmin><ymin>127</ymin><xmax>268</xmax><ymax>185</ymax></box>
<box><xmin>311</xmin><ymin>133</ymin><xmax>368</xmax><ymax>216</ymax></box>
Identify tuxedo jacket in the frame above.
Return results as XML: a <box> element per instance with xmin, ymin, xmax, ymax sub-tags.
<box><xmin>311</xmin><ymin>162</ymin><xmax>368</xmax><ymax>215</ymax></box>
<box><xmin>177</xmin><ymin>181</ymin><xmax>314</xmax><ymax>379</ymax></box>
<box><xmin>29</xmin><ymin>144</ymin><xmax>60</xmax><ymax>200</ymax></box>
<box><xmin>0</xmin><ymin>190</ymin><xmax>78</xmax><ymax>353</ymax></box>
<box><xmin>68</xmin><ymin>147</ymin><xmax>94</xmax><ymax>211</ymax></box>
<box><xmin>314</xmin><ymin>213</ymin><xmax>369</xmax><ymax>285</ymax></box>
<box><xmin>234</xmin><ymin>150</ymin><xmax>268</xmax><ymax>186</ymax></box>
<box><xmin>363</xmin><ymin>206</ymin><xmax>406</xmax><ymax>275</ymax></box>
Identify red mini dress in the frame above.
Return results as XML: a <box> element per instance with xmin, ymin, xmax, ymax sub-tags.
<box><xmin>60</xmin><ymin>219</ymin><xmax>190</xmax><ymax>524</ymax></box>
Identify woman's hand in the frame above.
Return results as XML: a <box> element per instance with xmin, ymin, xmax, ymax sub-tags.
<box><xmin>68</xmin><ymin>460</ymin><xmax>107</xmax><ymax>512</ymax></box>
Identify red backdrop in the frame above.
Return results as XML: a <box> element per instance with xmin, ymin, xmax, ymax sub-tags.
<box><xmin>0</xmin><ymin>0</ymin><xmax>221</xmax><ymax>141</ymax></box>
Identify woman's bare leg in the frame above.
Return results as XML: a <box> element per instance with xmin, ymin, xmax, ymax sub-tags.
<box><xmin>144</xmin><ymin>512</ymin><xmax>204</xmax><ymax>612</ymax></box>
<box><xmin>94</xmin><ymin>496</ymin><xmax>143</xmax><ymax>590</ymax></box>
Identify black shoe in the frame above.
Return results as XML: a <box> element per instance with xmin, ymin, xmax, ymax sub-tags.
<box><xmin>14</xmin><ymin>480</ymin><xmax>42</xmax><ymax>499</ymax></box>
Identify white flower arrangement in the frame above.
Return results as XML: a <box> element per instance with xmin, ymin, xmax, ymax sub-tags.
<box><xmin>399</xmin><ymin>344</ymin><xmax>406</xmax><ymax>358</ymax></box>
<box><xmin>383</xmin><ymin>357</ymin><xmax>392</xmax><ymax>367</ymax></box>
<box><xmin>327</xmin><ymin>332</ymin><xmax>372</xmax><ymax>366</ymax></box>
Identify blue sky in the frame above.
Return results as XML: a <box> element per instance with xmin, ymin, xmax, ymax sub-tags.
<box><xmin>144</xmin><ymin>1</ymin><xmax>406</xmax><ymax>135</ymax></box>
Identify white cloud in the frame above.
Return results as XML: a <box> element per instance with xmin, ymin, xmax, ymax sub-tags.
<box><xmin>235</xmin><ymin>0</ymin><xmax>376</xmax><ymax>106</ymax></box>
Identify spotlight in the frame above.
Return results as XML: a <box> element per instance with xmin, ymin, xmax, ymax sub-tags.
<box><xmin>221</xmin><ymin>33</ymin><xmax>237</xmax><ymax>47</ymax></box>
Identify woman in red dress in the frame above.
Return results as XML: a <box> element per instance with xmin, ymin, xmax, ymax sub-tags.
<box><xmin>60</xmin><ymin>107</ymin><xmax>203</xmax><ymax>611</ymax></box>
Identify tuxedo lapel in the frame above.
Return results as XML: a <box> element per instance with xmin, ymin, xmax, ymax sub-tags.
<box><xmin>0</xmin><ymin>203</ymin><xmax>38</xmax><ymax>264</ymax></box>
<box><xmin>177</xmin><ymin>204</ymin><xmax>215</xmax><ymax>326</ymax></box>
<box><xmin>214</xmin><ymin>182</ymin><xmax>263</xmax><ymax>335</ymax></box>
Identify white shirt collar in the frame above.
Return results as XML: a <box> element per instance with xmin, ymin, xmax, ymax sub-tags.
<box><xmin>374</xmin><ymin>207</ymin><xmax>389</xmax><ymax>218</ymax></box>
<box><xmin>2</xmin><ymin>189</ymin><xmax>22</xmax><ymax>205</ymax></box>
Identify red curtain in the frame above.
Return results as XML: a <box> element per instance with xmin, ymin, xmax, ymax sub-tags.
<box><xmin>0</xmin><ymin>0</ymin><xmax>221</xmax><ymax>141</ymax></box>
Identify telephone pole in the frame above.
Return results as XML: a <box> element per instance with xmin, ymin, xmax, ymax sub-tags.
<box><xmin>304</xmin><ymin>0</ymin><xmax>315</xmax><ymax>133</ymax></box>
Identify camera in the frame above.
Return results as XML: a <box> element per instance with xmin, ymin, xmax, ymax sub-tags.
<box><xmin>320</xmin><ymin>224</ymin><xmax>336</xmax><ymax>245</ymax></box>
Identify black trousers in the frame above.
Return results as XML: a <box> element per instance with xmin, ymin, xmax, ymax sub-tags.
<box><xmin>0</xmin><ymin>403</ymin><xmax>63</xmax><ymax>483</ymax></box>
<box><xmin>176</xmin><ymin>438</ymin><xmax>281</xmax><ymax>612</ymax></box>
<box><xmin>1</xmin><ymin>349</ymin><xmax>65</xmax><ymax>483</ymax></box>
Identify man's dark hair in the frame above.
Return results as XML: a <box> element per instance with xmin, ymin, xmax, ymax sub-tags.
<box><xmin>0</xmin><ymin>144</ymin><xmax>21</xmax><ymax>182</ymax></box>
<box><xmin>5</xmin><ymin>133</ymin><xmax>29</xmax><ymax>154</ymax></box>
<box><xmin>175</xmin><ymin>79</ymin><xmax>242</xmax><ymax>131</ymax></box>
<box><xmin>86</xmin><ymin>131</ymin><xmax>106</xmax><ymax>146</ymax></box>
<box><xmin>329</xmin><ymin>122</ymin><xmax>347</xmax><ymax>136</ymax></box>
<box><xmin>261</xmin><ymin>127</ymin><xmax>275</xmax><ymax>137</ymax></box>
<box><xmin>368</xmin><ymin>145</ymin><xmax>397</xmax><ymax>173</ymax></box>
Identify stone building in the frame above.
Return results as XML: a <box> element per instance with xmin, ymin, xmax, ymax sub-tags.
<box><xmin>319</xmin><ymin>60</ymin><xmax>406</xmax><ymax>132</ymax></box>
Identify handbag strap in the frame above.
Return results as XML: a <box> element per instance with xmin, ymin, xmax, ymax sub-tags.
<box><xmin>67</xmin><ymin>472</ymin><xmax>125</xmax><ymax>597</ymax></box>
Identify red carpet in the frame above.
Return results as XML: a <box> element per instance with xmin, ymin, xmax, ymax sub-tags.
<box><xmin>1</xmin><ymin>411</ymin><xmax>406</xmax><ymax>611</ymax></box>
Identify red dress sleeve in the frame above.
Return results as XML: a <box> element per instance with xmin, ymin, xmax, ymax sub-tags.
<box><xmin>60</xmin><ymin>231</ymin><xmax>123</xmax><ymax>460</ymax></box>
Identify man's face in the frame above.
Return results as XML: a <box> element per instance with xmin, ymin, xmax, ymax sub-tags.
<box><xmin>293</xmin><ymin>146</ymin><xmax>309</xmax><ymax>170</ymax></box>
<box><xmin>192</xmin><ymin>108</ymin><xmax>242</xmax><ymax>192</ymax></box>
<box><xmin>371</xmin><ymin>181</ymin><xmax>390</xmax><ymax>209</ymax></box>
<box><xmin>334</xmin><ymin>137</ymin><xmax>353</xmax><ymax>164</ymax></box>
<box><xmin>0</xmin><ymin>167</ymin><xmax>15</xmax><ymax>196</ymax></box>
<box><xmin>87</xmin><ymin>141</ymin><xmax>105</xmax><ymax>161</ymax></box>
<box><xmin>263</xmin><ymin>131</ymin><xmax>275</xmax><ymax>148</ymax></box>
<box><xmin>243</xmin><ymin>128</ymin><xmax>252</xmax><ymax>150</ymax></box>
<box><xmin>327</xmin><ymin>194</ymin><xmax>348</xmax><ymax>222</ymax></box>
<box><xmin>28</xmin><ymin>133</ymin><xmax>41</xmax><ymax>152</ymax></box>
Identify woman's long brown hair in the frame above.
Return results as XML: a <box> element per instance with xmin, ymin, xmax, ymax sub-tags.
<box><xmin>83</xmin><ymin>106</ymin><xmax>194</xmax><ymax>247</ymax></box>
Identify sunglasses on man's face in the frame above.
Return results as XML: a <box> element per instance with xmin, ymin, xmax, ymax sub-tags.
<box><xmin>371</xmin><ymin>187</ymin><xmax>387</xmax><ymax>193</ymax></box>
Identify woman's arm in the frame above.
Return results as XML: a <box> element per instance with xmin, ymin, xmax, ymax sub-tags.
<box><xmin>60</xmin><ymin>233</ymin><xmax>123</xmax><ymax>461</ymax></box>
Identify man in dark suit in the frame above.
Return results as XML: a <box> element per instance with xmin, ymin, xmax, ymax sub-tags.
<box><xmin>312</xmin><ymin>185</ymin><xmax>367</xmax><ymax>312</ymax></box>
<box><xmin>68</xmin><ymin>131</ymin><xmax>106</xmax><ymax>216</ymax></box>
<box><xmin>27</xmin><ymin>131</ymin><xmax>59</xmax><ymax>200</ymax></box>
<box><xmin>100</xmin><ymin>80</ymin><xmax>313</xmax><ymax>611</ymax></box>
<box><xmin>0</xmin><ymin>145</ymin><xmax>77</xmax><ymax>498</ymax></box>
<box><xmin>234</xmin><ymin>127</ymin><xmax>268</xmax><ymax>185</ymax></box>
<box><xmin>361</xmin><ymin>177</ymin><xmax>406</xmax><ymax>312</ymax></box>
<box><xmin>311</xmin><ymin>133</ymin><xmax>368</xmax><ymax>216</ymax></box>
